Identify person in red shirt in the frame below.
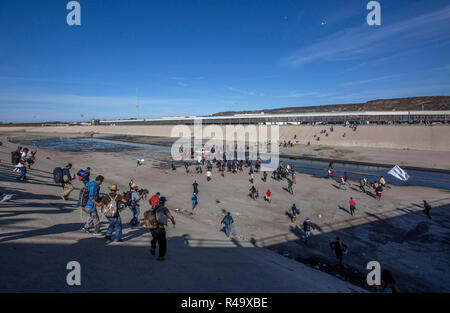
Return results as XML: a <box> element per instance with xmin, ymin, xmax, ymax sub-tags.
<box><xmin>149</xmin><ymin>192</ymin><xmax>160</xmax><ymax>209</ymax></box>
<box><xmin>265</xmin><ymin>189</ymin><xmax>271</xmax><ymax>203</ymax></box>
<box><xmin>349</xmin><ymin>197</ymin><xmax>356</xmax><ymax>216</ymax></box>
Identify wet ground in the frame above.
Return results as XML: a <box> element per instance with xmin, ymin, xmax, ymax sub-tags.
<box><xmin>13</xmin><ymin>136</ymin><xmax>450</xmax><ymax>190</ymax></box>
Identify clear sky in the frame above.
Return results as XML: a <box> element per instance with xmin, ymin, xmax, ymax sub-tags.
<box><xmin>0</xmin><ymin>0</ymin><xmax>449</xmax><ymax>123</ymax></box>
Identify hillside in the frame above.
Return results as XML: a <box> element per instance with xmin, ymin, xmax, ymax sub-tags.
<box><xmin>214</xmin><ymin>96</ymin><xmax>450</xmax><ymax>115</ymax></box>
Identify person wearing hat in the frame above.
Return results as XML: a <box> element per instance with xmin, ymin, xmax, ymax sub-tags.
<box><xmin>61</xmin><ymin>163</ymin><xmax>76</xmax><ymax>200</ymax></box>
<box><xmin>97</xmin><ymin>184</ymin><xmax>128</xmax><ymax>242</ymax></box>
<box><xmin>129</xmin><ymin>183</ymin><xmax>144</xmax><ymax>226</ymax></box>
<box><xmin>150</xmin><ymin>196</ymin><xmax>175</xmax><ymax>261</ymax></box>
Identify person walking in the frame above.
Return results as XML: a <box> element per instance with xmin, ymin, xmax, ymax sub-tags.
<box><xmin>129</xmin><ymin>183</ymin><xmax>144</xmax><ymax>226</ymax></box>
<box><xmin>61</xmin><ymin>164</ymin><xmax>75</xmax><ymax>200</ymax></box>
<box><xmin>380</xmin><ymin>176</ymin><xmax>386</xmax><ymax>188</ymax></box>
<box><xmin>330</xmin><ymin>237</ymin><xmax>348</xmax><ymax>268</ymax></box>
<box><xmin>265</xmin><ymin>189</ymin><xmax>271</xmax><ymax>203</ymax></box>
<box><xmin>149</xmin><ymin>192</ymin><xmax>160</xmax><ymax>209</ymax></box>
<box><xmin>349</xmin><ymin>197</ymin><xmax>356</xmax><ymax>216</ymax></box>
<box><xmin>250</xmin><ymin>185</ymin><xmax>257</xmax><ymax>200</ymax></box>
<box><xmin>303</xmin><ymin>217</ymin><xmax>312</xmax><ymax>242</ymax></box>
<box><xmin>249</xmin><ymin>172</ymin><xmax>254</xmax><ymax>184</ymax></box>
<box><xmin>192</xmin><ymin>193</ymin><xmax>198</xmax><ymax>210</ymax></box>
<box><xmin>423</xmin><ymin>200</ymin><xmax>432</xmax><ymax>219</ymax></box>
<box><xmin>375</xmin><ymin>184</ymin><xmax>383</xmax><ymax>201</ymax></box>
<box><xmin>146</xmin><ymin>196</ymin><xmax>175</xmax><ymax>261</ymax></box>
<box><xmin>100</xmin><ymin>184</ymin><xmax>127</xmax><ymax>242</ymax></box>
<box><xmin>291</xmin><ymin>204</ymin><xmax>299</xmax><ymax>222</ymax></box>
<box><xmin>193</xmin><ymin>180</ymin><xmax>199</xmax><ymax>195</ymax></box>
<box><xmin>359</xmin><ymin>177</ymin><xmax>366</xmax><ymax>193</ymax></box>
<box><xmin>287</xmin><ymin>178</ymin><xmax>294</xmax><ymax>195</ymax></box>
<box><xmin>15</xmin><ymin>155</ymin><xmax>27</xmax><ymax>181</ymax></box>
<box><xmin>82</xmin><ymin>175</ymin><xmax>104</xmax><ymax>235</ymax></box>
<box><xmin>221</xmin><ymin>212</ymin><xmax>234</xmax><ymax>237</ymax></box>
<box><xmin>262</xmin><ymin>171</ymin><xmax>267</xmax><ymax>182</ymax></box>
<box><xmin>206</xmin><ymin>170</ymin><xmax>211</xmax><ymax>182</ymax></box>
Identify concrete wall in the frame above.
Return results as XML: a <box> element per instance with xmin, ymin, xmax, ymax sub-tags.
<box><xmin>1</xmin><ymin>124</ymin><xmax>449</xmax><ymax>151</ymax></box>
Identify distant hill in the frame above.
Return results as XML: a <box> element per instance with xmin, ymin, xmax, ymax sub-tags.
<box><xmin>213</xmin><ymin>96</ymin><xmax>450</xmax><ymax>115</ymax></box>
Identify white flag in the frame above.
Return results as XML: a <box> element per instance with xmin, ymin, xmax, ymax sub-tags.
<box><xmin>388</xmin><ymin>165</ymin><xmax>410</xmax><ymax>181</ymax></box>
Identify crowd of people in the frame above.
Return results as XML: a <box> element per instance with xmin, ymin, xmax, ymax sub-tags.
<box><xmin>8</xmin><ymin>143</ymin><xmax>426</xmax><ymax>291</ymax></box>
<box><xmin>11</xmin><ymin>145</ymin><xmax>37</xmax><ymax>181</ymax></box>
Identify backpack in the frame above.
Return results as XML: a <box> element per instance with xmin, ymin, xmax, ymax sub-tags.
<box><xmin>103</xmin><ymin>194</ymin><xmax>119</xmax><ymax>218</ymax></box>
<box><xmin>11</xmin><ymin>151</ymin><xmax>21</xmax><ymax>165</ymax></box>
<box><xmin>144</xmin><ymin>206</ymin><xmax>159</xmax><ymax>229</ymax></box>
<box><xmin>78</xmin><ymin>187</ymin><xmax>90</xmax><ymax>208</ymax></box>
<box><xmin>144</xmin><ymin>205</ymin><xmax>168</xmax><ymax>229</ymax></box>
<box><xmin>123</xmin><ymin>191</ymin><xmax>133</xmax><ymax>206</ymax></box>
<box><xmin>77</xmin><ymin>169</ymin><xmax>89</xmax><ymax>180</ymax></box>
<box><xmin>53</xmin><ymin>167</ymin><xmax>63</xmax><ymax>183</ymax></box>
<box><xmin>224</xmin><ymin>216</ymin><xmax>232</xmax><ymax>225</ymax></box>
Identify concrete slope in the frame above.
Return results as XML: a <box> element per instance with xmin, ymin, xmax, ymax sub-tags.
<box><xmin>0</xmin><ymin>144</ymin><xmax>364</xmax><ymax>293</ymax></box>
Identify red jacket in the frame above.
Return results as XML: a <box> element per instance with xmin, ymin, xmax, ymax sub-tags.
<box><xmin>266</xmin><ymin>190</ymin><xmax>271</xmax><ymax>197</ymax></box>
<box><xmin>149</xmin><ymin>194</ymin><xmax>159</xmax><ymax>207</ymax></box>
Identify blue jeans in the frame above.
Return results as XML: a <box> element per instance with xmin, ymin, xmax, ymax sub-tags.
<box><xmin>192</xmin><ymin>199</ymin><xmax>198</xmax><ymax>209</ymax></box>
<box><xmin>129</xmin><ymin>204</ymin><xmax>140</xmax><ymax>224</ymax></box>
<box><xmin>17</xmin><ymin>166</ymin><xmax>26</xmax><ymax>180</ymax></box>
<box><xmin>224</xmin><ymin>224</ymin><xmax>231</xmax><ymax>237</ymax></box>
<box><xmin>106</xmin><ymin>216</ymin><xmax>123</xmax><ymax>241</ymax></box>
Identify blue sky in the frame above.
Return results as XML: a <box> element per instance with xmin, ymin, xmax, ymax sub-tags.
<box><xmin>0</xmin><ymin>0</ymin><xmax>449</xmax><ymax>122</ymax></box>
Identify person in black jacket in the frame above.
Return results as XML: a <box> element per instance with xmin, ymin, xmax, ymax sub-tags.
<box><xmin>330</xmin><ymin>237</ymin><xmax>348</xmax><ymax>267</ymax></box>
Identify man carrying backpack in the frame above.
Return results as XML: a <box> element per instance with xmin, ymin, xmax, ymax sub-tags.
<box><xmin>221</xmin><ymin>212</ymin><xmax>234</xmax><ymax>237</ymax></box>
<box><xmin>82</xmin><ymin>175</ymin><xmax>104</xmax><ymax>235</ymax></box>
<box><xmin>145</xmin><ymin>196</ymin><xmax>175</xmax><ymax>261</ymax></box>
<box><xmin>61</xmin><ymin>164</ymin><xmax>75</xmax><ymax>200</ymax></box>
<box><xmin>96</xmin><ymin>184</ymin><xmax>128</xmax><ymax>242</ymax></box>
<box><xmin>192</xmin><ymin>193</ymin><xmax>198</xmax><ymax>210</ymax></box>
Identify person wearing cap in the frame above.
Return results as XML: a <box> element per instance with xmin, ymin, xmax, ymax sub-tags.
<box><xmin>83</xmin><ymin>175</ymin><xmax>104</xmax><ymax>235</ymax></box>
<box><xmin>150</xmin><ymin>196</ymin><xmax>175</xmax><ymax>261</ymax></box>
<box><xmin>97</xmin><ymin>184</ymin><xmax>128</xmax><ymax>242</ymax></box>
<box><xmin>61</xmin><ymin>163</ymin><xmax>75</xmax><ymax>200</ymax></box>
<box><xmin>129</xmin><ymin>183</ymin><xmax>144</xmax><ymax>226</ymax></box>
